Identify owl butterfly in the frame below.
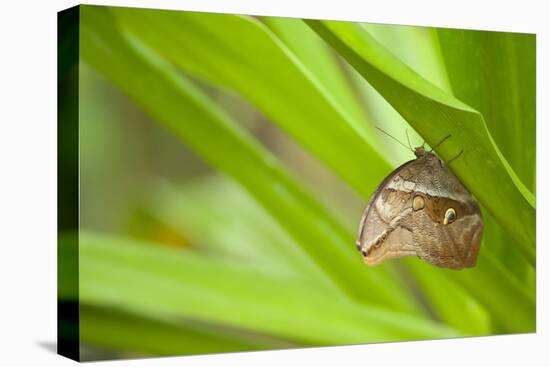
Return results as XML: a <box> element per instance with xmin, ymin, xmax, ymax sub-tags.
<box><xmin>356</xmin><ymin>134</ymin><xmax>483</xmax><ymax>270</ymax></box>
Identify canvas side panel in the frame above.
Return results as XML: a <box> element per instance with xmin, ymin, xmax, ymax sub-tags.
<box><xmin>57</xmin><ymin>5</ymin><xmax>80</xmax><ymax>362</ymax></box>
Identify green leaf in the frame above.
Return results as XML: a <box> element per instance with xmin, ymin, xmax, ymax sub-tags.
<box><xmin>362</xmin><ymin>24</ymin><xmax>451</xmax><ymax>93</ymax></box>
<box><xmin>404</xmin><ymin>262</ymin><xmax>491</xmax><ymax>335</ymax></box>
<box><xmin>436</xmin><ymin>29</ymin><xmax>536</xmax><ymax>284</ymax></box>
<box><xmin>80</xmin><ymin>304</ymin><xmax>286</xmax><ymax>358</ymax></box>
<box><xmin>144</xmin><ymin>177</ymin><xmax>332</xmax><ymax>282</ymax></box>
<box><xmin>481</xmin><ymin>211</ymin><xmax>535</xmax><ymax>297</ymax></box>
<box><xmin>443</xmin><ymin>249</ymin><xmax>535</xmax><ymax>333</ymax></box>
<box><xmin>108</xmin><ymin>6</ymin><xmax>394</xmax><ymax>199</ymax></box>
<box><xmin>307</xmin><ymin>20</ymin><xmax>535</xmax><ymax>264</ymax></box>
<box><xmin>347</xmin><ymin>24</ymin><xmax>526</xmax><ymax>334</ymax></box>
<box><xmin>263</xmin><ymin>17</ymin><xmax>378</xmax><ymax>147</ymax></box>
<box><xmin>352</xmin><ymin>23</ymin><xmax>450</xmax><ymax>165</ymax></box>
<box><xmin>79</xmin><ymin>5</ymin><xmax>419</xmax><ymax>313</ymax></box>
<box><xmin>436</xmin><ymin>29</ymin><xmax>536</xmax><ymax>192</ymax></box>
<box><xmin>404</xmin><ymin>247</ymin><xmax>535</xmax><ymax>334</ymax></box>
<box><xmin>71</xmin><ymin>232</ymin><xmax>463</xmax><ymax>345</ymax></box>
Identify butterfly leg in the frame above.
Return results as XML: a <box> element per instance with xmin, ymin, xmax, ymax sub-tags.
<box><xmin>446</xmin><ymin>150</ymin><xmax>463</xmax><ymax>165</ymax></box>
<box><xmin>430</xmin><ymin>134</ymin><xmax>451</xmax><ymax>151</ymax></box>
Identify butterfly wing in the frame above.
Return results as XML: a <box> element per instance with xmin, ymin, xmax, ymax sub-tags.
<box><xmin>357</xmin><ymin>153</ymin><xmax>483</xmax><ymax>269</ymax></box>
<box><xmin>356</xmin><ymin>159</ymin><xmax>419</xmax><ymax>265</ymax></box>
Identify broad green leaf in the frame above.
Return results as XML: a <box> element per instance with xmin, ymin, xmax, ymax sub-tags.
<box><xmin>404</xmin><ymin>262</ymin><xmax>491</xmax><ymax>335</ymax></box>
<box><xmin>362</xmin><ymin>24</ymin><xmax>451</xmax><ymax>92</ymax></box>
<box><xmin>481</xmin><ymin>211</ymin><xmax>535</xmax><ymax>296</ymax></box>
<box><xmin>71</xmin><ymin>232</ymin><xmax>462</xmax><ymax>345</ymax></box>
<box><xmin>80</xmin><ymin>304</ymin><xmax>285</xmax><ymax>358</ymax></box>
<box><xmin>436</xmin><ymin>29</ymin><xmax>536</xmax><ymax>192</ymax></box>
<box><xmin>354</xmin><ymin>23</ymin><xmax>450</xmax><ymax>164</ymax></box>
<box><xmin>404</xmin><ymin>247</ymin><xmax>535</xmax><ymax>334</ymax></box>
<box><xmin>349</xmin><ymin>23</ymin><xmax>535</xmax><ymax>329</ymax></box>
<box><xmin>443</xmin><ymin>249</ymin><xmax>535</xmax><ymax>333</ymax></box>
<box><xmin>436</xmin><ymin>29</ymin><xmax>536</xmax><ymax>283</ymax></box>
<box><xmin>409</xmin><ymin>211</ymin><xmax>536</xmax><ymax>333</ymax></box>
<box><xmin>80</xmin><ymin>5</ymin><xmax>419</xmax><ymax>312</ymax></box>
<box><xmin>308</xmin><ymin>20</ymin><xmax>535</xmax><ymax>264</ymax></box>
<box><xmin>107</xmin><ymin>6</ymin><xmax>394</xmax><ymax>199</ymax></box>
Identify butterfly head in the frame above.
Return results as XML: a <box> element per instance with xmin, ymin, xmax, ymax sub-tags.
<box><xmin>414</xmin><ymin>146</ymin><xmax>428</xmax><ymax>158</ymax></box>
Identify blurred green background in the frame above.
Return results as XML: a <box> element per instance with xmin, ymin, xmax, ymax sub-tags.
<box><xmin>58</xmin><ymin>5</ymin><xmax>535</xmax><ymax>361</ymax></box>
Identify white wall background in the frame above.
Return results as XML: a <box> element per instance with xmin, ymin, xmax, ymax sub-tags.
<box><xmin>0</xmin><ymin>0</ymin><xmax>547</xmax><ymax>366</ymax></box>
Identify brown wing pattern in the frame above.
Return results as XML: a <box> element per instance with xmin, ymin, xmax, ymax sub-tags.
<box><xmin>356</xmin><ymin>152</ymin><xmax>483</xmax><ymax>270</ymax></box>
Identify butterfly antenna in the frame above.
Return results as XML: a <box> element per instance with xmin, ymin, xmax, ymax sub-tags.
<box><xmin>375</xmin><ymin>126</ymin><xmax>414</xmax><ymax>153</ymax></box>
<box><xmin>429</xmin><ymin>134</ymin><xmax>451</xmax><ymax>152</ymax></box>
<box><xmin>405</xmin><ymin>129</ymin><xmax>413</xmax><ymax>151</ymax></box>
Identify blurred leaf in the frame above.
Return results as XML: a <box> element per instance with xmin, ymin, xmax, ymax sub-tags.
<box><xmin>436</xmin><ymin>30</ymin><xmax>536</xmax><ymax>192</ymax></box>
<box><xmin>70</xmin><ymin>232</ymin><xmax>463</xmax><ymax>345</ymax></box>
<box><xmin>80</xmin><ymin>5</ymin><xmax>420</xmax><ymax>313</ymax></box>
<box><xmin>143</xmin><ymin>177</ymin><xmax>331</xmax><ymax>282</ymax></box>
<box><xmin>308</xmin><ymin>20</ymin><xmax>535</xmax><ymax>264</ymax></box>
<box><xmin>80</xmin><ymin>304</ymin><xmax>287</xmax><ymax>358</ymax></box>
<box><xmin>126</xmin><ymin>207</ymin><xmax>192</xmax><ymax>249</ymax></box>
<box><xmin>109</xmin><ymin>7</ymin><xmax>394</xmax><ymax>199</ymax></box>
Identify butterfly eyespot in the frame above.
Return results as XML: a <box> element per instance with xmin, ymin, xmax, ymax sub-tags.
<box><xmin>412</xmin><ymin>195</ymin><xmax>425</xmax><ymax>211</ymax></box>
<box><xmin>443</xmin><ymin>208</ymin><xmax>456</xmax><ymax>225</ymax></box>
